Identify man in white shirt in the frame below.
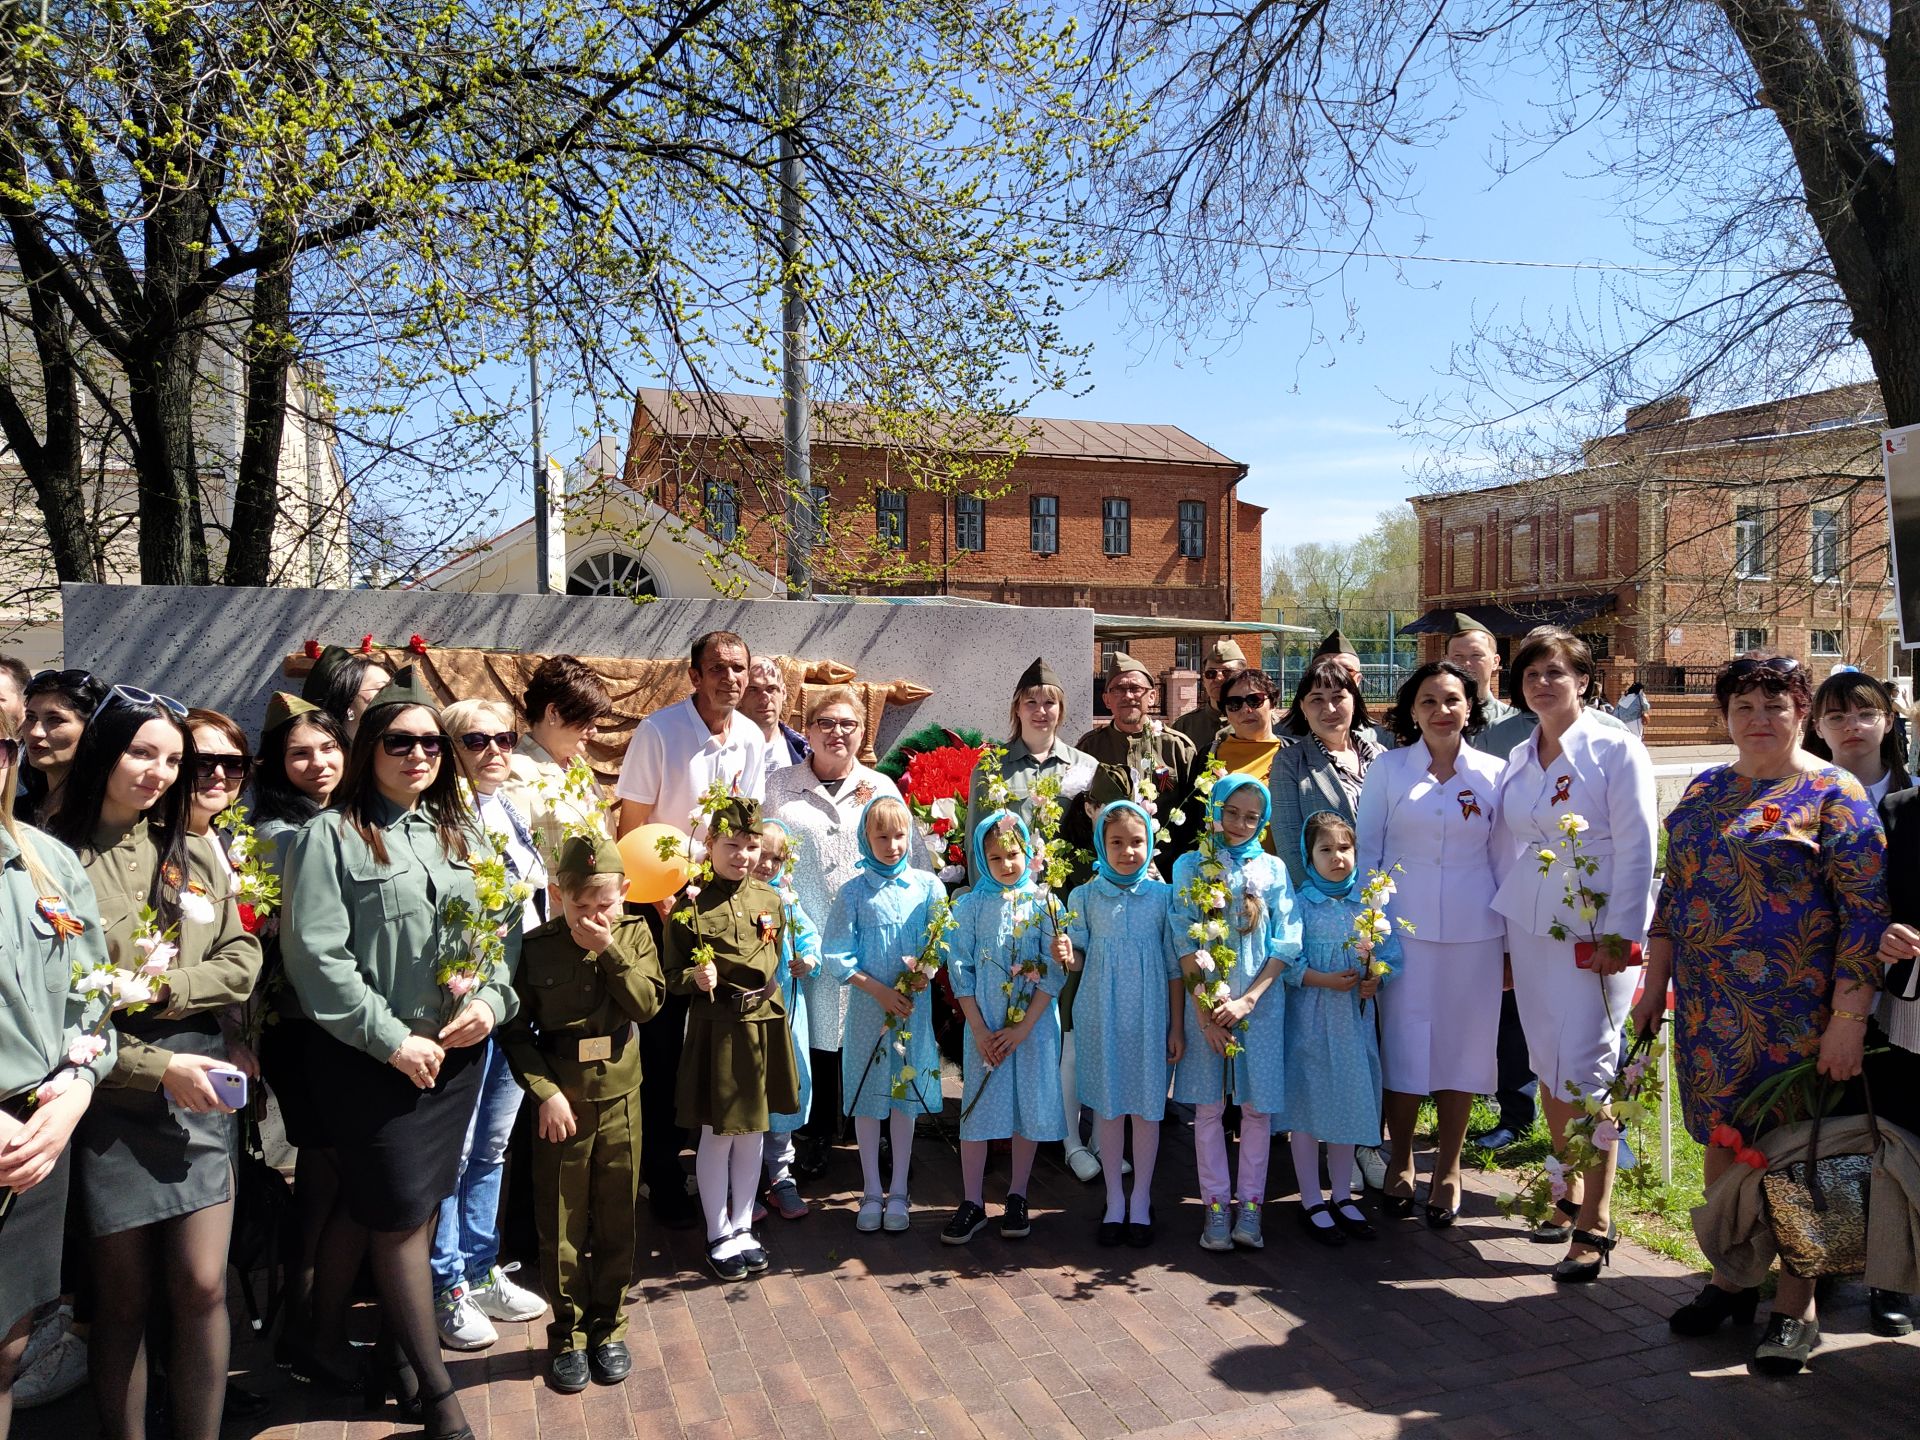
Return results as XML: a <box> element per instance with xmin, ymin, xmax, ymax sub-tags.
<box><xmin>616</xmin><ymin>630</ymin><xmax>767</xmax><ymax>837</ymax></box>
<box><xmin>614</xmin><ymin>628</ymin><xmax>765</xmax><ymax>1229</ymax></box>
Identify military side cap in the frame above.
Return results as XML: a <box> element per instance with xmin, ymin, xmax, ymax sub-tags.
<box><xmin>1450</xmin><ymin>612</ymin><xmax>1493</xmax><ymax>638</ymax></box>
<box><xmin>1105</xmin><ymin>652</ymin><xmax>1152</xmax><ymax>682</ymax></box>
<box><xmin>1017</xmin><ymin>656</ymin><xmax>1062</xmax><ymax>691</ymax></box>
<box><xmin>263</xmin><ymin>691</ymin><xmax>320</xmax><ymax>735</ymax></box>
<box><xmin>1315</xmin><ymin>628</ymin><xmax>1352</xmax><ymax>657</ymax></box>
<box><xmin>556</xmin><ymin>833</ymin><xmax>625</xmax><ymax>884</ymax></box>
<box><xmin>710</xmin><ymin>795</ymin><xmax>762</xmax><ymax>836</ymax></box>
<box><xmin>367</xmin><ymin>665</ymin><xmax>439</xmax><ymax>715</ymax></box>
<box><xmin>1205</xmin><ymin>639</ymin><xmax>1246</xmax><ymax>665</ymax></box>
<box><xmin>301</xmin><ymin>644</ymin><xmax>353</xmax><ymax>703</ymax></box>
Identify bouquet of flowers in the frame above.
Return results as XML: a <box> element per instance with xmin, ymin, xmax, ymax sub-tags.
<box><xmin>1346</xmin><ymin>865</ymin><xmax>1410</xmax><ymax>1010</ymax></box>
<box><xmin>36</xmin><ymin>906</ymin><xmax>172</xmax><ymax>1107</ymax></box>
<box><xmin>655</xmin><ymin>778</ymin><xmax>748</xmax><ymax>1000</ymax></box>
<box><xmin>976</xmin><ymin>743</ymin><xmax>1078</xmax><ymax>943</ymax></box>
<box><xmin>528</xmin><ymin>753</ymin><xmax>609</xmax><ymax>869</ymax></box>
<box><xmin>892</xmin><ymin>728</ymin><xmax>986</xmax><ymax>881</ymax></box>
<box><xmin>1177</xmin><ymin>761</ymin><xmax>1245</xmax><ymax>1058</ymax></box>
<box><xmin>1124</xmin><ymin>719</ymin><xmax>1191</xmax><ymax>840</ymax></box>
<box><xmin>851</xmin><ymin>898</ymin><xmax>957</xmax><ymax>1104</ymax></box>
<box><xmin>437</xmin><ymin>831</ymin><xmax>533</xmax><ymax>1021</ymax></box>
<box><xmin>1503</xmin><ymin>1032</ymin><xmax>1665</xmax><ymax>1226</ymax></box>
<box><xmin>214</xmin><ymin>806</ymin><xmax>281</xmax><ymax>935</ymax></box>
<box><xmin>1538</xmin><ymin>811</ymin><xmax>1632</xmax><ymax>969</ymax></box>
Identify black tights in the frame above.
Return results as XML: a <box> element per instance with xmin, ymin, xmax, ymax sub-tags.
<box><xmin>90</xmin><ymin>1202</ymin><xmax>233</xmax><ymax>1440</ymax></box>
<box><xmin>311</xmin><ymin>1207</ymin><xmax>464</xmax><ymax>1435</ymax></box>
<box><xmin>0</xmin><ymin>1309</ymin><xmax>32</xmax><ymax>1440</ymax></box>
<box><xmin>282</xmin><ymin>1146</ymin><xmax>340</xmax><ymax>1347</ymax></box>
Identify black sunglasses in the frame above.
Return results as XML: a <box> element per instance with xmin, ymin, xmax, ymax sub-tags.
<box><xmin>1222</xmin><ymin>692</ymin><xmax>1269</xmax><ymax>712</ymax></box>
<box><xmin>26</xmin><ymin>667</ymin><xmax>94</xmax><ymax>697</ymax></box>
<box><xmin>458</xmin><ymin>730</ymin><xmax>519</xmax><ymax>754</ymax></box>
<box><xmin>194</xmin><ymin>753</ymin><xmax>253</xmax><ymax>783</ymax></box>
<box><xmin>380</xmin><ymin>732</ymin><xmax>445</xmax><ymax>758</ymax></box>
<box><xmin>1724</xmin><ymin>656</ymin><xmax>1801</xmax><ymax>683</ymax></box>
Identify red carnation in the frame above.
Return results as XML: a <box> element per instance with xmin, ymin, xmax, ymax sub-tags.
<box><xmin>1708</xmin><ymin>1124</ymin><xmax>1744</xmax><ymax>1150</ymax></box>
<box><xmin>901</xmin><ymin>742</ymin><xmax>985</xmax><ymax>806</ymax></box>
<box><xmin>358</xmin><ymin>634</ymin><xmax>374</xmax><ymax>654</ymax></box>
<box><xmin>303</xmin><ymin>639</ymin><xmax>322</xmax><ymax>659</ymax></box>
<box><xmin>1736</xmin><ymin>1147</ymin><xmax>1768</xmax><ymax>1170</ymax></box>
<box><xmin>931</xmin><ymin>816</ymin><xmax>954</xmax><ymax>837</ymax></box>
<box><xmin>408</xmin><ymin>633</ymin><xmax>429</xmax><ymax>655</ymax></box>
<box><xmin>237</xmin><ymin>903</ymin><xmax>260</xmax><ymax>935</ymax></box>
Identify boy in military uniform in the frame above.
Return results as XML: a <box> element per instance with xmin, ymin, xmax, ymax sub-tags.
<box><xmin>499</xmin><ymin>835</ymin><xmax>664</xmax><ymax>1393</ymax></box>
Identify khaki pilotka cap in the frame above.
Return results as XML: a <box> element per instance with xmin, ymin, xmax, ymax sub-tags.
<box><xmin>366</xmin><ymin>665</ymin><xmax>439</xmax><ymax>715</ymax></box>
<box><xmin>1104</xmin><ymin>653</ymin><xmax>1153</xmax><ymax>682</ymax></box>
<box><xmin>263</xmin><ymin>691</ymin><xmax>321</xmax><ymax>735</ymax></box>
<box><xmin>1204</xmin><ymin>640</ymin><xmax>1247</xmax><ymax>667</ymax></box>
<box><xmin>556</xmin><ymin>833</ymin><xmax>625</xmax><ymax>885</ymax></box>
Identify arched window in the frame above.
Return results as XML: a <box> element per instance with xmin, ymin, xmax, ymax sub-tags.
<box><xmin>567</xmin><ymin>550</ymin><xmax>658</xmax><ymax>599</ymax></box>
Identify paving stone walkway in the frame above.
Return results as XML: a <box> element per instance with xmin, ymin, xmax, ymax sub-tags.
<box><xmin>18</xmin><ymin>1114</ymin><xmax>1916</xmax><ymax>1440</ymax></box>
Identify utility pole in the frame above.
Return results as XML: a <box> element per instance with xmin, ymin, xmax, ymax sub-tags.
<box><xmin>777</xmin><ymin>11</ymin><xmax>812</xmax><ymax>599</ymax></box>
<box><xmin>530</xmin><ymin>304</ymin><xmax>551</xmax><ymax>594</ymax></box>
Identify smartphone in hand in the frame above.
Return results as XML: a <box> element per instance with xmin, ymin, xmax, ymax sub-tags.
<box><xmin>208</xmin><ymin>1067</ymin><xmax>248</xmax><ymax>1112</ymax></box>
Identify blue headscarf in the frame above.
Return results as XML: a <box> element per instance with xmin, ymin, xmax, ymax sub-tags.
<box><xmin>971</xmin><ymin>809</ymin><xmax>1035</xmax><ymax>893</ymax></box>
<box><xmin>854</xmin><ymin>796</ymin><xmax>911</xmax><ymax>880</ymax></box>
<box><xmin>1208</xmin><ymin>774</ymin><xmax>1272</xmax><ymax>863</ymax></box>
<box><xmin>1092</xmin><ymin>799</ymin><xmax>1156</xmax><ymax>889</ymax></box>
<box><xmin>1296</xmin><ymin>810</ymin><xmax>1357</xmax><ymax>903</ymax></box>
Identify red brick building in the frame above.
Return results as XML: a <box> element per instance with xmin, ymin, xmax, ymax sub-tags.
<box><xmin>623</xmin><ymin>388</ymin><xmax>1267</xmax><ymax>677</ymax></box>
<box><xmin>1405</xmin><ymin>383</ymin><xmax>1901</xmax><ymax>695</ymax></box>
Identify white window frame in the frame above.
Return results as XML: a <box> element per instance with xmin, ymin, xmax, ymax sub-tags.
<box><xmin>1733</xmin><ymin>626</ymin><xmax>1769</xmax><ymax>654</ymax></box>
<box><xmin>1734</xmin><ymin>506</ymin><xmax>1768</xmax><ymax>580</ymax></box>
<box><xmin>1810</xmin><ymin>507</ymin><xmax>1841</xmax><ymax>583</ymax></box>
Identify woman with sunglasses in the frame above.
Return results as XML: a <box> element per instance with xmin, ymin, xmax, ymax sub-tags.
<box><xmin>1209</xmin><ymin>670</ymin><xmax>1290</xmax><ymax>847</ymax></box>
<box><xmin>428</xmin><ymin>699</ymin><xmax>547</xmax><ymax>1351</ymax></box>
<box><xmin>248</xmin><ymin>695</ymin><xmax>348</xmax><ymax>1371</ymax></box>
<box><xmin>1636</xmin><ymin>654</ymin><xmax>1889</xmax><ymax>1374</ymax></box>
<box><xmin>20</xmin><ymin>670</ymin><xmax>109</xmax><ymax>826</ymax></box>
<box><xmin>182</xmin><ymin>710</ymin><xmax>256</xmax><ymax>1061</ymax></box>
<box><xmin>0</xmin><ymin>710</ymin><xmax>116</xmax><ymax>1440</ymax></box>
<box><xmin>44</xmin><ymin>688</ymin><xmax>261</xmax><ymax>1440</ymax></box>
<box><xmin>282</xmin><ymin>671</ymin><xmax>519</xmax><ymax>1440</ymax></box>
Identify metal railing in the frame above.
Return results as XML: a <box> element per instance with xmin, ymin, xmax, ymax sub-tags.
<box><xmin>1641</xmin><ymin>665</ymin><xmax>1724</xmax><ymax>696</ymax></box>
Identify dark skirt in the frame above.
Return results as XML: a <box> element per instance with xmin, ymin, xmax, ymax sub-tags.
<box><xmin>259</xmin><ymin>1014</ymin><xmax>331</xmax><ymax>1150</ymax></box>
<box><xmin>75</xmin><ymin>1018</ymin><xmax>234</xmax><ymax>1237</ymax></box>
<box><xmin>307</xmin><ymin>1027</ymin><xmax>483</xmax><ymax>1231</ymax></box>
<box><xmin>0</xmin><ymin>1143</ymin><xmax>69</xmax><ymax>1334</ymax></box>
<box><xmin>676</xmin><ymin>1015</ymin><xmax>800</xmax><ymax>1136</ymax></box>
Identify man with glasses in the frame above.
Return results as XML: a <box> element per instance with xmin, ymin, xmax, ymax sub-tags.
<box><xmin>1075</xmin><ymin>654</ymin><xmax>1202</xmax><ymax>860</ymax></box>
<box><xmin>1174</xmin><ymin>639</ymin><xmax>1247</xmax><ymax>752</ymax></box>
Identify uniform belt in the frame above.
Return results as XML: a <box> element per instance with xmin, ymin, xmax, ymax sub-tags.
<box><xmin>537</xmin><ymin>1025</ymin><xmax>633</xmax><ymax>1064</ymax></box>
<box><xmin>715</xmin><ymin>981</ymin><xmax>778</xmax><ymax>1017</ymax></box>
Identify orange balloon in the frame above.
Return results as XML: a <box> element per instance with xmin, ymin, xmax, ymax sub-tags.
<box><xmin>618</xmin><ymin>823</ymin><xmax>690</xmax><ymax>904</ymax></box>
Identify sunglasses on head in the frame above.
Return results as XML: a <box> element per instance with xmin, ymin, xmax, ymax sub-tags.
<box><xmin>26</xmin><ymin>667</ymin><xmax>94</xmax><ymax>697</ymax></box>
<box><xmin>1724</xmin><ymin>655</ymin><xmax>1800</xmax><ymax>683</ymax></box>
<box><xmin>458</xmin><ymin>730</ymin><xmax>519</xmax><ymax>754</ymax></box>
<box><xmin>88</xmin><ymin>683</ymin><xmax>188</xmax><ymax>726</ymax></box>
<box><xmin>193</xmin><ymin>753</ymin><xmax>253</xmax><ymax>783</ymax></box>
<box><xmin>380</xmin><ymin>732</ymin><xmax>445</xmax><ymax>759</ymax></box>
<box><xmin>1221</xmin><ymin>692</ymin><xmax>1268</xmax><ymax>712</ymax></box>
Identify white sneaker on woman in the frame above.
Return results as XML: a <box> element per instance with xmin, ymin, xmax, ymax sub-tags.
<box><xmin>471</xmin><ymin>1262</ymin><xmax>548</xmax><ymax>1322</ymax></box>
<box><xmin>436</xmin><ymin>1284</ymin><xmax>499</xmax><ymax>1351</ymax></box>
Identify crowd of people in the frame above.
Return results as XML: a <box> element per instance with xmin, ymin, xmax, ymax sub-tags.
<box><xmin>1</xmin><ymin>616</ymin><xmax>1917</xmax><ymax>1440</ymax></box>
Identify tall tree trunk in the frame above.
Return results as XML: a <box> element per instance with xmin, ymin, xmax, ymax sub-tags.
<box><xmin>0</xmin><ymin>262</ymin><xmax>100</xmax><ymax>585</ymax></box>
<box><xmin>225</xmin><ymin>228</ymin><xmax>295</xmax><ymax>588</ymax></box>
<box><xmin>126</xmin><ymin>334</ymin><xmax>202</xmax><ymax>586</ymax></box>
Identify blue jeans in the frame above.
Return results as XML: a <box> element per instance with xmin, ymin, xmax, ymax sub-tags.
<box><xmin>430</xmin><ymin>1039</ymin><xmax>524</xmax><ymax>1296</ymax></box>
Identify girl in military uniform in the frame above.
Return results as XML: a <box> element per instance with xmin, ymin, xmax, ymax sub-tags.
<box><xmin>499</xmin><ymin>835</ymin><xmax>663</xmax><ymax>1393</ymax></box>
<box><xmin>0</xmin><ymin>712</ymin><xmax>114</xmax><ymax>1440</ymax></box>
<box><xmin>665</xmin><ymin>798</ymin><xmax>799</xmax><ymax>1281</ymax></box>
<box><xmin>47</xmin><ymin>690</ymin><xmax>262</xmax><ymax>1440</ymax></box>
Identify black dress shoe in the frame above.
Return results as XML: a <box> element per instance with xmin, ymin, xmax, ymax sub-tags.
<box><xmin>1297</xmin><ymin>1203</ymin><xmax>1347</xmax><ymax>1248</ymax></box>
<box><xmin>1550</xmin><ymin>1226</ymin><xmax>1616</xmax><ymax>1285</ymax></box>
<box><xmin>1125</xmin><ymin>1217</ymin><xmax>1154</xmax><ymax>1248</ymax></box>
<box><xmin>588</xmin><ymin>1341</ymin><xmax>632</xmax><ymax>1385</ymax></box>
<box><xmin>1669</xmin><ymin>1282</ymin><xmax>1760</xmax><ymax>1335</ymax></box>
<box><xmin>1424</xmin><ymin>1202</ymin><xmax>1456</xmax><ymax>1229</ymax></box>
<box><xmin>1331</xmin><ymin>1198</ymin><xmax>1377</xmax><ymax>1241</ymax></box>
<box><xmin>1096</xmin><ymin>1220</ymin><xmax>1124</xmax><ymax>1247</ymax></box>
<box><xmin>707</xmin><ymin>1242</ymin><xmax>749</xmax><ymax>1281</ymax></box>
<box><xmin>1752</xmin><ymin>1314</ymin><xmax>1819</xmax><ymax>1376</ymax></box>
<box><xmin>548</xmin><ymin>1349</ymin><xmax>592</xmax><ymax>1395</ymax></box>
<box><xmin>1870</xmin><ymin>1289</ymin><xmax>1915</xmax><ymax>1337</ymax></box>
<box><xmin>1381</xmin><ymin>1184</ymin><xmax>1415</xmax><ymax>1218</ymax></box>
<box><xmin>736</xmin><ymin>1234</ymin><xmax>770</xmax><ymax>1273</ymax></box>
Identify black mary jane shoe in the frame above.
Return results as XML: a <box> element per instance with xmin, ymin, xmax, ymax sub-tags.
<box><xmin>1331</xmin><ymin>1198</ymin><xmax>1377</xmax><ymax>1242</ymax></box>
<box><xmin>1870</xmin><ymin>1288</ymin><xmax>1916</xmax><ymax>1338</ymax></box>
<box><xmin>1530</xmin><ymin>1196</ymin><xmax>1581</xmax><ymax>1245</ymax></box>
<box><xmin>1669</xmin><ymin>1282</ymin><xmax>1761</xmax><ymax>1336</ymax></box>
<box><xmin>1097</xmin><ymin>1219</ymin><xmax>1125</xmax><ymax>1247</ymax></box>
<box><xmin>1551</xmin><ymin>1226</ymin><xmax>1616</xmax><ymax>1285</ymax></box>
<box><xmin>736</xmin><ymin>1234</ymin><xmax>770</xmax><ymax>1274</ymax></box>
<box><xmin>1297</xmin><ymin>1203</ymin><xmax>1347</xmax><ymax>1248</ymax></box>
<box><xmin>707</xmin><ymin>1242</ymin><xmax>749</xmax><ymax>1282</ymax></box>
<box><xmin>589</xmin><ymin>1340</ymin><xmax>633</xmax><ymax>1385</ymax></box>
<box><xmin>1125</xmin><ymin>1209</ymin><xmax>1155</xmax><ymax>1248</ymax></box>
<box><xmin>548</xmin><ymin>1349</ymin><xmax>592</xmax><ymax>1395</ymax></box>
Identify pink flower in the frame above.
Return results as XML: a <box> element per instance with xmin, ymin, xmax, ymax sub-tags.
<box><xmin>112</xmin><ymin>974</ymin><xmax>154</xmax><ymax>1006</ymax></box>
<box><xmin>34</xmin><ymin>1071</ymin><xmax>76</xmax><ymax>1105</ymax></box>
<box><xmin>66</xmin><ymin>1034</ymin><xmax>107</xmax><ymax>1067</ymax></box>
<box><xmin>1548</xmin><ymin>1176</ymin><xmax>1569</xmax><ymax>1202</ymax></box>
<box><xmin>446</xmin><ymin>973</ymin><xmax>477</xmax><ymax>997</ymax></box>
<box><xmin>1591</xmin><ymin>1119</ymin><xmax>1622</xmax><ymax>1151</ymax></box>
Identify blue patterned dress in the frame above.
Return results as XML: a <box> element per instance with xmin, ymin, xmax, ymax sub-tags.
<box><xmin>1277</xmin><ymin>889</ymin><xmax>1400</xmax><ymax>1143</ymax></box>
<box><xmin>823</xmin><ymin>856</ymin><xmax>948</xmax><ymax>1120</ymax></box>
<box><xmin>1652</xmin><ymin>765</ymin><xmax>1888</xmax><ymax>1142</ymax></box>
<box><xmin>1066</xmin><ymin>875</ymin><xmax>1180</xmax><ymax>1120</ymax></box>
<box><xmin>946</xmin><ymin>880</ymin><xmax>1065</xmax><ymax>1142</ymax></box>
<box><xmin>768</xmin><ymin>893</ymin><xmax>820</xmax><ymax>1135</ymax></box>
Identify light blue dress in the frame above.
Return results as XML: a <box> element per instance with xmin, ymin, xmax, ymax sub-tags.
<box><xmin>1066</xmin><ymin>800</ymin><xmax>1182</xmax><ymax>1121</ymax></box>
<box><xmin>1167</xmin><ymin>777</ymin><xmax>1303</xmax><ymax>1112</ymax></box>
<box><xmin>769</xmin><ymin>893</ymin><xmax>820</xmax><ymax>1135</ymax></box>
<box><xmin>945</xmin><ymin>810</ymin><xmax>1066</xmax><ymax>1143</ymax></box>
<box><xmin>1277</xmin><ymin>887</ymin><xmax>1401</xmax><ymax>1143</ymax></box>
<box><xmin>822</xmin><ymin>803</ymin><xmax>949</xmax><ymax>1119</ymax></box>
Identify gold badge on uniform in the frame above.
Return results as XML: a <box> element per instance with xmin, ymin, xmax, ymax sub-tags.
<box><xmin>577</xmin><ymin>1035</ymin><xmax>613</xmax><ymax>1062</ymax></box>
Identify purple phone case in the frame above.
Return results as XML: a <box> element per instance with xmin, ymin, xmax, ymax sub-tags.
<box><xmin>210</xmin><ymin>1067</ymin><xmax>248</xmax><ymax>1110</ymax></box>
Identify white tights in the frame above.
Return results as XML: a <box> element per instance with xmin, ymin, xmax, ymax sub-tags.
<box><xmin>854</xmin><ymin>1110</ymin><xmax>915</xmax><ymax>1199</ymax></box>
<box><xmin>697</xmin><ymin>1127</ymin><xmax>765</xmax><ymax>1257</ymax></box>
<box><xmin>1289</xmin><ymin>1131</ymin><xmax>1359</xmax><ymax>1227</ymax></box>
<box><xmin>1095</xmin><ymin>1115</ymin><xmax>1159</xmax><ymax>1224</ymax></box>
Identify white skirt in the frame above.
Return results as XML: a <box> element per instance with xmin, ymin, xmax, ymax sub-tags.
<box><xmin>1507</xmin><ymin>927</ymin><xmax>1636</xmax><ymax>1099</ymax></box>
<box><xmin>1379</xmin><ymin>936</ymin><xmax>1502</xmax><ymax>1096</ymax></box>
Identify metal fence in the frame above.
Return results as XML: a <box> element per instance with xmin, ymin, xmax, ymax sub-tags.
<box><xmin>1263</xmin><ymin>608</ymin><xmax>1420</xmax><ymax>704</ymax></box>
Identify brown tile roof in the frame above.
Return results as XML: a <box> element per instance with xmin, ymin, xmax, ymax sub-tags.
<box><xmin>632</xmin><ymin>388</ymin><xmax>1244</xmax><ymax>470</ymax></box>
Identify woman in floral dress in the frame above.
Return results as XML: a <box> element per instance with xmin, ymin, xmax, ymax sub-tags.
<box><xmin>1633</xmin><ymin>654</ymin><xmax>1888</xmax><ymax>1375</ymax></box>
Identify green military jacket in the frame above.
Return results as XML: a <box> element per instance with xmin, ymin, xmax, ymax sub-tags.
<box><xmin>283</xmin><ymin>800</ymin><xmax>520</xmax><ymax>1061</ymax></box>
<box><xmin>0</xmin><ymin>824</ymin><xmax>116</xmax><ymax>1103</ymax></box>
<box><xmin>1072</xmin><ymin>720</ymin><xmax>1204</xmax><ymax>857</ymax></box>
<box><xmin>84</xmin><ymin>823</ymin><xmax>261</xmax><ymax>1091</ymax></box>
<box><xmin>663</xmin><ymin>875</ymin><xmax>786</xmax><ymax>1020</ymax></box>
<box><xmin>500</xmin><ymin>914</ymin><xmax>664</xmax><ymax>1103</ymax></box>
<box><xmin>1173</xmin><ymin>701</ymin><xmax>1226</xmax><ymax>754</ymax></box>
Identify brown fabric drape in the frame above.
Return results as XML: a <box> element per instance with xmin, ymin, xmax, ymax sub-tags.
<box><xmin>284</xmin><ymin>648</ymin><xmax>929</xmax><ymax>777</ymax></box>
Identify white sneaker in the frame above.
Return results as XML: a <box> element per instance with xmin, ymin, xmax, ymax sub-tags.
<box><xmin>1355</xmin><ymin>1144</ymin><xmax>1388</xmax><ymax>1192</ymax></box>
<box><xmin>436</xmin><ymin>1284</ymin><xmax>499</xmax><ymax>1351</ymax></box>
<box><xmin>470</xmin><ymin>1262</ymin><xmax>547</xmax><ymax>1323</ymax></box>
<box><xmin>15</xmin><ymin>1332</ymin><xmax>88</xmax><ymax>1409</ymax></box>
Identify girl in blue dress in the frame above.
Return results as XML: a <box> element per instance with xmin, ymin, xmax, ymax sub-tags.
<box><xmin>941</xmin><ymin>810</ymin><xmax>1070</xmax><ymax>1245</ymax></box>
<box><xmin>754</xmin><ymin>820</ymin><xmax>820</xmax><ymax>1222</ymax></box>
<box><xmin>1065</xmin><ymin>800</ymin><xmax>1183</xmax><ymax>1248</ymax></box>
<box><xmin>1281</xmin><ymin>811</ymin><xmax>1400</xmax><ymax>1246</ymax></box>
<box><xmin>1170</xmin><ymin>775</ymin><xmax>1302</xmax><ymax>1253</ymax></box>
<box><xmin>822</xmin><ymin>797</ymin><xmax>948</xmax><ymax>1235</ymax></box>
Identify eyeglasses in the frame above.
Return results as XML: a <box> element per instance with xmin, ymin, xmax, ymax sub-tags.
<box><xmin>193</xmin><ymin>753</ymin><xmax>253</xmax><ymax>784</ymax></box>
<box><xmin>87</xmin><ymin>684</ymin><xmax>188</xmax><ymax>725</ymax></box>
<box><xmin>1105</xmin><ymin>684</ymin><xmax>1152</xmax><ymax>700</ymax></box>
<box><xmin>26</xmin><ymin>667</ymin><xmax>94</xmax><ymax>697</ymax></box>
<box><xmin>1724</xmin><ymin>656</ymin><xmax>1800</xmax><ymax>683</ymax></box>
<box><xmin>810</xmin><ymin>718</ymin><xmax>860</xmax><ymax>734</ymax></box>
<box><xmin>458</xmin><ymin>730</ymin><xmax>519</xmax><ymax>754</ymax></box>
<box><xmin>380</xmin><ymin>732</ymin><xmax>445</xmax><ymax>758</ymax></box>
<box><xmin>1221</xmin><ymin>693</ymin><xmax>1269</xmax><ymax>712</ymax></box>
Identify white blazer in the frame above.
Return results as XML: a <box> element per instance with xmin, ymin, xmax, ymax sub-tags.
<box><xmin>1354</xmin><ymin>736</ymin><xmax>1508</xmax><ymax>943</ymax></box>
<box><xmin>1490</xmin><ymin>709</ymin><xmax>1659</xmax><ymax>944</ymax></box>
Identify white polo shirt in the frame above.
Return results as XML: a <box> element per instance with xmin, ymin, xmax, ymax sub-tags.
<box><xmin>614</xmin><ymin>696</ymin><xmax>768</xmax><ymax>834</ymax></box>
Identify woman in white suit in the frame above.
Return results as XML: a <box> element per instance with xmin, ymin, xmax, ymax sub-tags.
<box><xmin>1356</xmin><ymin>659</ymin><xmax>1508</xmax><ymax>1227</ymax></box>
<box><xmin>1491</xmin><ymin>631</ymin><xmax>1657</xmax><ymax>1284</ymax></box>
